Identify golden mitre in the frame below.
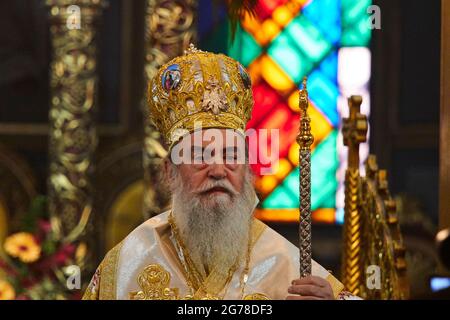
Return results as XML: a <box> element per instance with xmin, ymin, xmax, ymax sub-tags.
<box><xmin>147</xmin><ymin>44</ymin><xmax>254</xmax><ymax>148</ymax></box>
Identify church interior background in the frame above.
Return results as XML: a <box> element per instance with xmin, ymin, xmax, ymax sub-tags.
<box><xmin>0</xmin><ymin>0</ymin><xmax>449</xmax><ymax>299</ymax></box>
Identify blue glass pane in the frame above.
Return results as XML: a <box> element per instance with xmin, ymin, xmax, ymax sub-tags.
<box><xmin>307</xmin><ymin>69</ymin><xmax>339</xmax><ymax>127</ymax></box>
<box><xmin>303</xmin><ymin>0</ymin><xmax>341</xmax><ymax>45</ymax></box>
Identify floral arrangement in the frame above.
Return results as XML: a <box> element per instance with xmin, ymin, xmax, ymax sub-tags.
<box><xmin>0</xmin><ymin>196</ymin><xmax>89</xmax><ymax>300</ymax></box>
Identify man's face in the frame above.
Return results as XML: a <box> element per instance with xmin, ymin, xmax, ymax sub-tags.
<box><xmin>168</xmin><ymin>128</ymin><xmax>247</xmax><ymax>202</ymax></box>
<box><xmin>168</xmin><ymin>129</ymin><xmax>255</xmax><ymax>271</ymax></box>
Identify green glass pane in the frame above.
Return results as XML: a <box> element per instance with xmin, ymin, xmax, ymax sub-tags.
<box><xmin>228</xmin><ymin>24</ymin><xmax>262</xmax><ymax>67</ymax></box>
<box><xmin>285</xmin><ymin>15</ymin><xmax>333</xmax><ymax>63</ymax></box>
<box><xmin>341</xmin><ymin>16</ymin><xmax>372</xmax><ymax>47</ymax></box>
<box><xmin>262</xmin><ymin>184</ymin><xmax>297</xmax><ymax>209</ymax></box>
<box><xmin>341</xmin><ymin>0</ymin><xmax>372</xmax><ymax>46</ymax></box>
<box><xmin>268</xmin><ymin>33</ymin><xmax>312</xmax><ymax>84</ymax></box>
<box><xmin>310</xmin><ymin>130</ymin><xmax>338</xmax><ymax>210</ymax></box>
<box><xmin>341</xmin><ymin>0</ymin><xmax>372</xmax><ymax>25</ymax></box>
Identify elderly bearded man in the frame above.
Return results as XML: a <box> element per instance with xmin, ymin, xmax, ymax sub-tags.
<box><xmin>83</xmin><ymin>46</ymin><xmax>358</xmax><ymax>300</ymax></box>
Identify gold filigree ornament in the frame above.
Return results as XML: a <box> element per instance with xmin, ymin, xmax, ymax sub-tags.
<box><xmin>147</xmin><ymin>44</ymin><xmax>254</xmax><ymax>148</ymax></box>
<box><xmin>243</xmin><ymin>293</ymin><xmax>270</xmax><ymax>300</ymax></box>
<box><xmin>129</xmin><ymin>262</ymin><xmax>270</xmax><ymax>300</ymax></box>
<box><xmin>129</xmin><ymin>264</ymin><xmax>179</xmax><ymax>300</ymax></box>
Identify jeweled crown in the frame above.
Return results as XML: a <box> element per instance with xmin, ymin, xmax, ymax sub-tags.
<box><xmin>147</xmin><ymin>44</ymin><xmax>254</xmax><ymax>148</ymax></box>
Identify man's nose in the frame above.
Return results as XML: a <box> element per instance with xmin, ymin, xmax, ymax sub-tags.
<box><xmin>207</xmin><ymin>163</ymin><xmax>227</xmax><ymax>180</ymax></box>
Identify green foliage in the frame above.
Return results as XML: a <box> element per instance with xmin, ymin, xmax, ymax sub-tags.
<box><xmin>21</xmin><ymin>195</ymin><xmax>48</xmax><ymax>233</ymax></box>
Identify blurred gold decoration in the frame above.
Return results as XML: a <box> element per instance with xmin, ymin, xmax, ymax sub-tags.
<box><xmin>0</xmin><ymin>144</ymin><xmax>38</xmax><ymax>248</ymax></box>
<box><xmin>75</xmin><ymin>242</ymin><xmax>87</xmax><ymax>263</ymax></box>
<box><xmin>105</xmin><ymin>180</ymin><xmax>145</xmax><ymax>251</ymax></box>
<box><xmin>46</xmin><ymin>0</ymin><xmax>106</xmax><ymax>235</ymax></box>
<box><xmin>142</xmin><ymin>0</ymin><xmax>197</xmax><ymax>217</ymax></box>
<box><xmin>144</xmin><ymin>0</ymin><xmax>197</xmax><ymax>80</ymax></box>
<box><xmin>341</xmin><ymin>96</ymin><xmax>409</xmax><ymax>299</ymax></box>
<box><xmin>296</xmin><ymin>77</ymin><xmax>313</xmax><ymax>277</ymax></box>
<box><xmin>0</xmin><ymin>200</ymin><xmax>7</xmax><ymax>252</ymax></box>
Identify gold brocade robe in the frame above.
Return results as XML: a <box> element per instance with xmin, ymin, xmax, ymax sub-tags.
<box><xmin>82</xmin><ymin>211</ymin><xmax>348</xmax><ymax>300</ymax></box>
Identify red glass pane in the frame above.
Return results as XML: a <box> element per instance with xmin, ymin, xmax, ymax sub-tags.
<box><xmin>249</xmin><ymin>102</ymin><xmax>298</xmax><ymax>176</ymax></box>
<box><xmin>247</xmin><ymin>81</ymin><xmax>284</xmax><ymax>129</ymax></box>
<box><xmin>255</xmin><ymin>0</ymin><xmax>290</xmax><ymax>21</ymax></box>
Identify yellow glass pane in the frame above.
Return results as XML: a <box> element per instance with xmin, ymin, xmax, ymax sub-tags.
<box><xmin>254</xmin><ymin>208</ymin><xmax>335</xmax><ymax>223</ymax></box>
<box><xmin>254</xmin><ymin>209</ymin><xmax>298</xmax><ymax>222</ymax></box>
<box><xmin>288</xmin><ymin>142</ymin><xmax>300</xmax><ymax>166</ymax></box>
<box><xmin>260</xmin><ymin>55</ymin><xmax>294</xmax><ymax>93</ymax></box>
<box><xmin>274</xmin><ymin>158</ymin><xmax>292</xmax><ymax>180</ymax></box>
<box><xmin>312</xmin><ymin>208</ymin><xmax>336</xmax><ymax>224</ymax></box>
<box><xmin>272</xmin><ymin>6</ymin><xmax>294</xmax><ymax>27</ymax></box>
<box><xmin>260</xmin><ymin>19</ymin><xmax>281</xmax><ymax>45</ymax></box>
<box><xmin>258</xmin><ymin>175</ymin><xmax>278</xmax><ymax>194</ymax></box>
<box><xmin>285</xmin><ymin>0</ymin><xmax>309</xmax><ymax>15</ymax></box>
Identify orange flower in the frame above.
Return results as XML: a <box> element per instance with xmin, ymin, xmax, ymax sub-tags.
<box><xmin>4</xmin><ymin>232</ymin><xmax>41</xmax><ymax>263</ymax></box>
<box><xmin>0</xmin><ymin>279</ymin><xmax>15</xmax><ymax>300</ymax></box>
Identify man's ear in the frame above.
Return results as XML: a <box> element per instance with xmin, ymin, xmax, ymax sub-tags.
<box><xmin>162</xmin><ymin>157</ymin><xmax>172</xmax><ymax>180</ymax></box>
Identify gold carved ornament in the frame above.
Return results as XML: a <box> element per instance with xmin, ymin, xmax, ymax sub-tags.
<box><xmin>142</xmin><ymin>0</ymin><xmax>197</xmax><ymax>218</ymax></box>
<box><xmin>46</xmin><ymin>0</ymin><xmax>106</xmax><ymax>235</ymax></box>
<box><xmin>360</xmin><ymin>156</ymin><xmax>409</xmax><ymax>299</ymax></box>
<box><xmin>340</xmin><ymin>96</ymin><xmax>367</xmax><ymax>296</ymax></box>
<box><xmin>340</xmin><ymin>96</ymin><xmax>409</xmax><ymax>299</ymax></box>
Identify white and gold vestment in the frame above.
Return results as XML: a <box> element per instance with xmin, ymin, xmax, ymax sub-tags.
<box><xmin>83</xmin><ymin>210</ymin><xmax>350</xmax><ymax>300</ymax></box>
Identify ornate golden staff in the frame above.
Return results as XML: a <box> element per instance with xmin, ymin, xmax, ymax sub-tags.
<box><xmin>297</xmin><ymin>77</ymin><xmax>314</xmax><ymax>277</ymax></box>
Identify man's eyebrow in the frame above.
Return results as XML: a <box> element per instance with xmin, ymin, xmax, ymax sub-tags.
<box><xmin>224</xmin><ymin>146</ymin><xmax>238</xmax><ymax>153</ymax></box>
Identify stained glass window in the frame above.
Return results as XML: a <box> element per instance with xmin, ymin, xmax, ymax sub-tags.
<box><xmin>199</xmin><ymin>0</ymin><xmax>372</xmax><ymax>224</ymax></box>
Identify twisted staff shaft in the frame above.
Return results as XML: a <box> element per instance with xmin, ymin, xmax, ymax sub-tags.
<box><xmin>297</xmin><ymin>77</ymin><xmax>314</xmax><ymax>277</ymax></box>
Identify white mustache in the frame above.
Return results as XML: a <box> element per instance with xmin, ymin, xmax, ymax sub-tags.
<box><xmin>193</xmin><ymin>179</ymin><xmax>238</xmax><ymax>196</ymax></box>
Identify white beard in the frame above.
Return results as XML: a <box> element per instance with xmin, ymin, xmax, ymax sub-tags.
<box><xmin>169</xmin><ymin>166</ymin><xmax>256</xmax><ymax>276</ymax></box>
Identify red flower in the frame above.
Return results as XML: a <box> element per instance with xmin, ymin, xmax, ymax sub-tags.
<box><xmin>38</xmin><ymin>220</ymin><xmax>52</xmax><ymax>234</ymax></box>
<box><xmin>53</xmin><ymin>244</ymin><xmax>76</xmax><ymax>266</ymax></box>
<box><xmin>33</xmin><ymin>243</ymin><xmax>76</xmax><ymax>273</ymax></box>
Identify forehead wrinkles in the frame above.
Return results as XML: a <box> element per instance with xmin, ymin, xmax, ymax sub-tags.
<box><xmin>170</xmin><ymin>129</ymin><xmax>247</xmax><ymax>164</ymax></box>
<box><xmin>188</xmin><ymin>129</ymin><xmax>245</xmax><ymax>147</ymax></box>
